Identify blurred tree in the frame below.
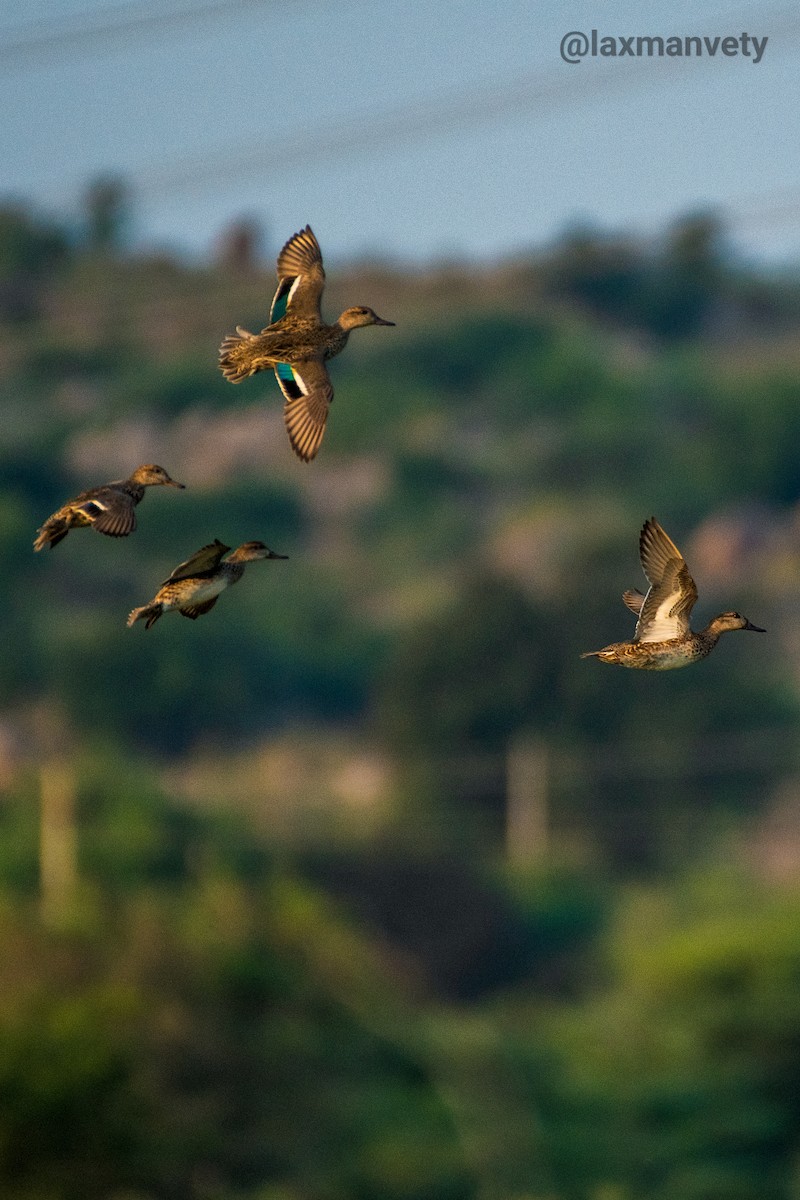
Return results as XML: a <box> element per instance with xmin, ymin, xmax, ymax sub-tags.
<box><xmin>379</xmin><ymin>573</ymin><xmax>562</xmax><ymax>758</ymax></box>
<box><xmin>376</xmin><ymin>572</ymin><xmax>564</xmax><ymax>846</ymax></box>
<box><xmin>530</xmin><ymin>878</ymin><xmax>800</xmax><ymax>1200</ymax></box>
<box><xmin>0</xmin><ymin>204</ymin><xmax>69</xmax><ymax>320</ymax></box>
<box><xmin>84</xmin><ymin>175</ymin><xmax>131</xmax><ymax>254</ymax></box>
<box><xmin>0</xmin><ymin>980</ymin><xmax>146</xmax><ymax>1200</ymax></box>
<box><xmin>544</xmin><ymin>212</ymin><xmax>730</xmax><ymax>342</ymax></box>
<box><xmin>648</xmin><ymin>212</ymin><xmax>728</xmax><ymax>339</ymax></box>
<box><xmin>304</xmin><ymin>848</ymin><xmax>607</xmax><ymax>1000</ymax></box>
<box><xmin>0</xmin><ymin>767</ymin><xmax>473</xmax><ymax>1200</ymax></box>
<box><xmin>543</xmin><ymin>225</ymin><xmax>645</xmax><ymax>325</ymax></box>
<box><xmin>214</xmin><ymin>214</ymin><xmax>267</xmax><ymax>272</ymax></box>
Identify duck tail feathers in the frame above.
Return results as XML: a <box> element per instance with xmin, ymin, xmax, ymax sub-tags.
<box><xmin>219</xmin><ymin>330</ymin><xmax>258</xmax><ymax>382</ymax></box>
<box><xmin>127</xmin><ymin>603</ymin><xmax>163</xmax><ymax>630</ymax></box>
<box><xmin>33</xmin><ymin>519</ymin><xmax>69</xmax><ymax>551</ymax></box>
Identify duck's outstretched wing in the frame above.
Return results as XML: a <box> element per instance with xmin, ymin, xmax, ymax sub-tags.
<box><xmin>273</xmin><ymin>359</ymin><xmax>333</xmax><ymax>463</ymax></box>
<box><xmin>162</xmin><ymin>539</ymin><xmax>230</xmax><ymax>585</ymax></box>
<box><xmin>639</xmin><ymin>517</ymin><xmax>687</xmax><ymax>588</ymax></box>
<box><xmin>269</xmin><ymin>225</ymin><xmax>325</xmax><ymax>322</ymax></box>
<box><xmin>634</xmin><ymin>517</ymin><xmax>698</xmax><ymax>643</ymax></box>
<box><xmin>622</xmin><ymin>588</ymin><xmax>645</xmax><ymax>616</ymax></box>
<box><xmin>179</xmin><ymin>597</ymin><xmax>220</xmax><ymax>620</ymax></box>
<box><xmin>72</xmin><ymin>486</ymin><xmax>138</xmax><ymax>538</ymax></box>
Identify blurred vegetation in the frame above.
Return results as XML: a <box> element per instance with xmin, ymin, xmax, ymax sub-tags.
<box><xmin>3</xmin><ymin>190</ymin><xmax>800</xmax><ymax>1195</ymax></box>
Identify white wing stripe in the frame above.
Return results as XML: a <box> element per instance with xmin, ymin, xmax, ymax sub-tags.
<box><xmin>287</xmin><ymin>276</ymin><xmax>302</xmax><ymax>306</ymax></box>
<box><xmin>637</xmin><ymin>594</ymin><xmax>683</xmax><ymax>643</ymax></box>
<box><xmin>292</xmin><ymin>365</ymin><xmax>310</xmax><ymax>394</ymax></box>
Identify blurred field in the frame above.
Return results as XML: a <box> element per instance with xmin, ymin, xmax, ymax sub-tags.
<box><xmin>2</xmin><ymin>196</ymin><xmax>800</xmax><ymax>1197</ymax></box>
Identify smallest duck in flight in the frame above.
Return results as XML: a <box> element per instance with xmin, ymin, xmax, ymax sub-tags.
<box><xmin>127</xmin><ymin>538</ymin><xmax>287</xmax><ymax>630</ymax></box>
<box><xmin>581</xmin><ymin>516</ymin><xmax>765</xmax><ymax>669</ymax></box>
<box><xmin>34</xmin><ymin>464</ymin><xmax>185</xmax><ymax>551</ymax></box>
<box><xmin>219</xmin><ymin>224</ymin><xmax>394</xmax><ymax>463</ymax></box>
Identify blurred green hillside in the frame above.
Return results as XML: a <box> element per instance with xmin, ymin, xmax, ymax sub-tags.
<box><xmin>3</xmin><ymin>192</ymin><xmax>800</xmax><ymax>1197</ymax></box>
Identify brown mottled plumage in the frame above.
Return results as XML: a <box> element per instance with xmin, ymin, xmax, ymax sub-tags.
<box><xmin>581</xmin><ymin>517</ymin><xmax>765</xmax><ymax>669</ymax></box>
<box><xmin>219</xmin><ymin>224</ymin><xmax>394</xmax><ymax>462</ymax></box>
<box><xmin>127</xmin><ymin>539</ymin><xmax>287</xmax><ymax>630</ymax></box>
<box><xmin>34</xmin><ymin>464</ymin><xmax>185</xmax><ymax>551</ymax></box>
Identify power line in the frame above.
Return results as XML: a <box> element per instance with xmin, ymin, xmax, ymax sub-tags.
<box><xmin>5</xmin><ymin>3</ymin><xmax>800</xmax><ymax>250</ymax></box>
<box><xmin>1</xmin><ymin>0</ymin><xmax>792</xmax><ymax>63</ymax></box>
<box><xmin>109</xmin><ymin>29</ymin><xmax>800</xmax><ymax>200</ymax></box>
<box><xmin>4</xmin><ymin>1</ymin><xmax>800</xmax><ymax>198</ymax></box>
<box><xmin>35</xmin><ymin>1</ymin><xmax>790</xmax><ymax>200</ymax></box>
<box><xmin>0</xmin><ymin>0</ymin><xmax>289</xmax><ymax>67</ymax></box>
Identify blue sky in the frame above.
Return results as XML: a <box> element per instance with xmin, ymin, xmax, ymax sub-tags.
<box><xmin>2</xmin><ymin>0</ymin><xmax>798</xmax><ymax>264</ymax></box>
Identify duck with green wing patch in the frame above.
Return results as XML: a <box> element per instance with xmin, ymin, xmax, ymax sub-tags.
<box><xmin>219</xmin><ymin>224</ymin><xmax>394</xmax><ymax>462</ymax></box>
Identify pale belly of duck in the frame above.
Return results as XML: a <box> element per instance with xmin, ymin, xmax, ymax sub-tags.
<box><xmin>162</xmin><ymin>576</ymin><xmax>230</xmax><ymax>611</ymax></box>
